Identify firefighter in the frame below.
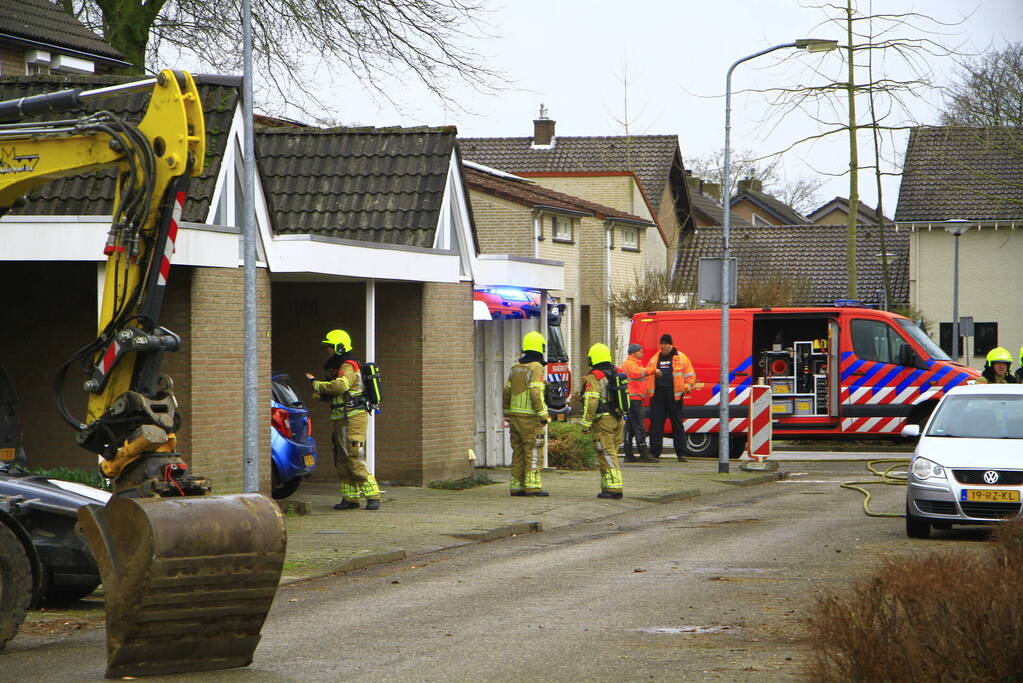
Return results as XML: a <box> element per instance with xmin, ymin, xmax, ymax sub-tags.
<box><xmin>1016</xmin><ymin>347</ymin><xmax>1023</xmax><ymax>384</ymax></box>
<box><xmin>306</xmin><ymin>329</ymin><xmax>382</xmax><ymax>510</ymax></box>
<box><xmin>581</xmin><ymin>343</ymin><xmax>625</xmax><ymax>499</ymax></box>
<box><xmin>979</xmin><ymin>346</ymin><xmax>1018</xmax><ymax>384</ymax></box>
<box><xmin>503</xmin><ymin>331</ymin><xmax>550</xmax><ymax>496</ymax></box>
<box><xmin>620</xmin><ymin>343</ymin><xmax>656</xmax><ymax>463</ymax></box>
<box><xmin>645</xmin><ymin>333</ymin><xmax>697</xmax><ymax>462</ymax></box>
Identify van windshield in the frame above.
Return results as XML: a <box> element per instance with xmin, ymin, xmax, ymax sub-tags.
<box><xmin>548</xmin><ymin>325</ymin><xmax>568</xmax><ymax>362</ymax></box>
<box><xmin>896</xmin><ymin>318</ymin><xmax>951</xmax><ymax>362</ymax></box>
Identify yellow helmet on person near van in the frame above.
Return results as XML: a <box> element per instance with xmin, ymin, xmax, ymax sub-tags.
<box><xmin>322</xmin><ymin>329</ymin><xmax>352</xmax><ymax>354</ymax></box>
<box><xmin>587</xmin><ymin>343</ymin><xmax>612</xmax><ymax>367</ymax></box>
<box><xmin>522</xmin><ymin>331</ymin><xmax>546</xmax><ymax>354</ymax></box>
<box><xmin>986</xmin><ymin>346</ymin><xmax>1012</xmax><ymax>367</ymax></box>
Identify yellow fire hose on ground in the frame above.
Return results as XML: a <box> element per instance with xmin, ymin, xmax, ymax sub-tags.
<box><xmin>841</xmin><ymin>459</ymin><xmax>911</xmax><ymax>518</ymax></box>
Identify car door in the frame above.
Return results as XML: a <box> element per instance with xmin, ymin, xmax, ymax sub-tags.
<box><xmin>841</xmin><ymin>317</ymin><xmax>915</xmax><ymax>434</ymax></box>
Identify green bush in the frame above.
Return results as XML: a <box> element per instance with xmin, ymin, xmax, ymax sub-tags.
<box><xmin>28</xmin><ymin>466</ymin><xmax>110</xmax><ymax>491</ymax></box>
<box><xmin>804</xmin><ymin>517</ymin><xmax>1023</xmax><ymax>682</ymax></box>
<box><xmin>547</xmin><ymin>421</ymin><xmax>596</xmax><ymax>470</ymax></box>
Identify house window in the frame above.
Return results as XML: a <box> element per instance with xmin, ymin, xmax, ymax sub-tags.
<box><xmin>939</xmin><ymin>321</ymin><xmax>997</xmax><ymax>357</ymax></box>
<box><xmin>751</xmin><ymin>213</ymin><xmax>770</xmax><ymax>226</ymax></box>
<box><xmin>551</xmin><ymin>215</ymin><xmax>573</xmax><ymax>242</ymax></box>
<box><xmin>620</xmin><ymin>225</ymin><xmax>640</xmax><ymax>251</ymax></box>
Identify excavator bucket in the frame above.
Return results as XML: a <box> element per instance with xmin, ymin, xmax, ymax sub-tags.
<box><xmin>78</xmin><ymin>494</ymin><xmax>286</xmax><ymax>678</ymax></box>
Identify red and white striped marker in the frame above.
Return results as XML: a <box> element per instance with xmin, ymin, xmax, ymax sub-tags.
<box><xmin>745</xmin><ymin>385</ymin><xmax>772</xmax><ymax>462</ymax></box>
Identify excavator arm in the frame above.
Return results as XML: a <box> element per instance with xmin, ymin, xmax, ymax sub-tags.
<box><xmin>0</xmin><ymin>71</ymin><xmax>285</xmax><ymax>678</ymax></box>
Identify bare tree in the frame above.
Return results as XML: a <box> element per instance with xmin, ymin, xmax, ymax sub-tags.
<box><xmin>940</xmin><ymin>42</ymin><xmax>1023</xmax><ymax>127</ymax></box>
<box><xmin>686</xmin><ymin>148</ymin><xmax>825</xmax><ymax>214</ymax></box>
<box><xmin>63</xmin><ymin>0</ymin><xmax>501</xmax><ymax>122</ymax></box>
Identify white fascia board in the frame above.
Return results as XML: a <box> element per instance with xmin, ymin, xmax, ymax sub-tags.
<box><xmin>476</xmin><ymin>254</ymin><xmax>564</xmax><ymax>290</ymax></box>
<box><xmin>438</xmin><ymin>149</ymin><xmax>480</xmax><ymax>281</ymax></box>
<box><xmin>0</xmin><ymin>216</ymin><xmax>241</xmax><ymax>267</ymax></box>
<box><xmin>270</xmin><ymin>235</ymin><xmax>462</xmax><ymax>282</ymax></box>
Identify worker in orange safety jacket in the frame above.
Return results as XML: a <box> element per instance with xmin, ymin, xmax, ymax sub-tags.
<box><xmin>620</xmin><ymin>343</ymin><xmax>656</xmax><ymax>463</ymax></box>
<box><xmin>644</xmin><ymin>333</ymin><xmax>696</xmax><ymax>462</ymax></box>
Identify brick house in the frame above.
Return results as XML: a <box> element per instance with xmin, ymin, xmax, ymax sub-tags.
<box><xmin>0</xmin><ymin>0</ymin><xmax>130</xmax><ymax>75</ymax></box>
<box><xmin>0</xmin><ymin>74</ymin><xmax>561</xmax><ymax>488</ymax></box>
<box><xmin>460</xmin><ymin>110</ymin><xmax>693</xmax><ymax>352</ymax></box>
<box><xmin>465</xmin><ymin>161</ymin><xmax>655</xmax><ymax>381</ymax></box>
<box><xmin>728</xmin><ymin>178</ymin><xmax>809</xmax><ymax>226</ymax></box>
<box><xmin>895</xmin><ymin>126</ymin><xmax>1023</xmax><ymax>363</ymax></box>
<box><xmin>685</xmin><ymin>175</ymin><xmax>751</xmax><ymax>229</ymax></box>
<box><xmin>807</xmin><ymin>197</ymin><xmax>890</xmax><ymax>226</ymax></box>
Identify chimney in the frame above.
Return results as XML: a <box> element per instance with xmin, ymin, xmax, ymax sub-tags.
<box><xmin>737</xmin><ymin>178</ymin><xmax>763</xmax><ymax>194</ymax></box>
<box><xmin>532</xmin><ymin>104</ymin><xmax>555</xmax><ymax>146</ymax></box>
<box><xmin>702</xmin><ymin>182</ymin><xmax>721</xmax><ymax>201</ymax></box>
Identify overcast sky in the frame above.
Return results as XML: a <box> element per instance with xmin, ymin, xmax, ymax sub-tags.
<box><xmin>254</xmin><ymin>1</ymin><xmax>1022</xmax><ymax>215</ymax></box>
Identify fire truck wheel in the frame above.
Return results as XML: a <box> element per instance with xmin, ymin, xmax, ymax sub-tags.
<box><xmin>683</xmin><ymin>433</ymin><xmax>717</xmax><ymax>457</ymax></box>
<box><xmin>0</xmin><ymin>521</ymin><xmax>32</xmax><ymax>650</ymax></box>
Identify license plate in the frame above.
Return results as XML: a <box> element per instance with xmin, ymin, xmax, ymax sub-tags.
<box><xmin>962</xmin><ymin>489</ymin><xmax>1020</xmax><ymax>503</ymax></box>
<box><xmin>0</xmin><ymin>448</ymin><xmax>13</xmax><ymax>461</ymax></box>
<box><xmin>556</xmin><ymin>413</ymin><xmax>566</xmax><ymax>422</ymax></box>
<box><xmin>303</xmin><ymin>454</ymin><xmax>315</xmax><ymax>467</ymax></box>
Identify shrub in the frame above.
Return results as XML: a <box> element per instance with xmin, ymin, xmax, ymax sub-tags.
<box><xmin>427</xmin><ymin>473</ymin><xmax>498</xmax><ymax>490</ymax></box>
<box><xmin>804</xmin><ymin>517</ymin><xmax>1023</xmax><ymax>682</ymax></box>
<box><xmin>28</xmin><ymin>466</ymin><xmax>110</xmax><ymax>491</ymax></box>
<box><xmin>547</xmin><ymin>422</ymin><xmax>596</xmax><ymax>470</ymax></box>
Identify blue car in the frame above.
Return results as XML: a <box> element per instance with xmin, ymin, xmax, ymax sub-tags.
<box><xmin>271</xmin><ymin>373</ymin><xmax>317</xmax><ymax>499</ymax></box>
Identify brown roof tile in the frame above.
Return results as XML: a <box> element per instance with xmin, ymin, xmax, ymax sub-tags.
<box><xmin>0</xmin><ymin>0</ymin><xmax>125</xmax><ymax>62</ymax></box>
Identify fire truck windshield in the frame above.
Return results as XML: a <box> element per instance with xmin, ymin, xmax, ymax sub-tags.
<box><xmin>897</xmin><ymin>318</ymin><xmax>951</xmax><ymax>362</ymax></box>
<box><xmin>547</xmin><ymin>325</ymin><xmax>568</xmax><ymax>362</ymax></box>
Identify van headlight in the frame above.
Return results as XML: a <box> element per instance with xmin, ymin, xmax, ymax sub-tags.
<box><xmin>912</xmin><ymin>457</ymin><xmax>946</xmax><ymax>480</ymax></box>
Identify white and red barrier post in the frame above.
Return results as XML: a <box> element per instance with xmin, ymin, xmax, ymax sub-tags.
<box><xmin>741</xmin><ymin>385</ymin><xmax>776</xmax><ymax>471</ymax></box>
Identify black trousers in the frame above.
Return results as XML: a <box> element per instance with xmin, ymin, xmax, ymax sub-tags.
<box><xmin>647</xmin><ymin>390</ymin><xmax>685</xmax><ymax>457</ymax></box>
<box><xmin>623</xmin><ymin>398</ymin><xmax>647</xmax><ymax>456</ymax></box>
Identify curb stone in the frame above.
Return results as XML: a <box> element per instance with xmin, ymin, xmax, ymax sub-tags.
<box><xmin>448</xmin><ymin>521</ymin><xmax>542</xmax><ymax>541</ymax></box>
<box><xmin>712</xmin><ymin>472</ymin><xmax>787</xmax><ymax>487</ymax></box>
<box><xmin>633</xmin><ymin>489</ymin><xmax>703</xmax><ymax>504</ymax></box>
<box><xmin>281</xmin><ymin>549</ymin><xmax>407</xmax><ymax>586</ymax></box>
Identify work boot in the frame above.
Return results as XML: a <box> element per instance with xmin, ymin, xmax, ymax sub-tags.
<box><xmin>334</xmin><ymin>499</ymin><xmax>361</xmax><ymax>510</ymax></box>
<box><xmin>510</xmin><ymin>490</ymin><xmax>527</xmax><ymax>497</ymax></box>
<box><xmin>365</xmin><ymin>499</ymin><xmax>381</xmax><ymax>511</ymax></box>
<box><xmin>638</xmin><ymin>446</ymin><xmax>658</xmax><ymax>463</ymax></box>
<box><xmin>676</xmin><ymin>455</ymin><xmax>688</xmax><ymax>462</ymax></box>
<box><xmin>596</xmin><ymin>491</ymin><xmax>623</xmax><ymax>499</ymax></box>
<box><xmin>524</xmin><ymin>490</ymin><xmax>550</xmax><ymax>497</ymax></box>
<box><xmin>623</xmin><ymin>453</ymin><xmax>638</xmax><ymax>463</ymax></box>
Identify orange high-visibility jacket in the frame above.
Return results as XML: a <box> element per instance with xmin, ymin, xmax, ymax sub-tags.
<box><xmin>619</xmin><ymin>356</ymin><xmax>649</xmax><ymax>400</ymax></box>
<box><xmin>645</xmin><ymin>350</ymin><xmax>697</xmax><ymax>400</ymax></box>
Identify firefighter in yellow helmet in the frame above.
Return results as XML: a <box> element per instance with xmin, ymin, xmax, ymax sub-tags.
<box><xmin>581</xmin><ymin>343</ymin><xmax>624</xmax><ymax>499</ymax></box>
<box><xmin>980</xmin><ymin>346</ymin><xmax>1018</xmax><ymax>384</ymax></box>
<box><xmin>503</xmin><ymin>331</ymin><xmax>550</xmax><ymax>496</ymax></box>
<box><xmin>306</xmin><ymin>329</ymin><xmax>382</xmax><ymax>510</ymax></box>
<box><xmin>1016</xmin><ymin>347</ymin><xmax>1023</xmax><ymax>384</ymax></box>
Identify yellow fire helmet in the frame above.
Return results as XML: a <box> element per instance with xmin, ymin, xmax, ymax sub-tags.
<box><xmin>986</xmin><ymin>346</ymin><xmax>1012</xmax><ymax>367</ymax></box>
<box><xmin>522</xmin><ymin>331</ymin><xmax>546</xmax><ymax>354</ymax></box>
<box><xmin>587</xmin><ymin>343</ymin><xmax>613</xmax><ymax>367</ymax></box>
<box><xmin>322</xmin><ymin>329</ymin><xmax>352</xmax><ymax>354</ymax></box>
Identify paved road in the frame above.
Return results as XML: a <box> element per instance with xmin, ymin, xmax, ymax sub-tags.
<box><xmin>4</xmin><ymin>461</ymin><xmax>984</xmax><ymax>682</ymax></box>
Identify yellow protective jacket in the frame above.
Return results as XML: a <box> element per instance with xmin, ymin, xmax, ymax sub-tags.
<box><xmin>581</xmin><ymin>368</ymin><xmax>618</xmax><ymax>428</ymax></box>
<box><xmin>504</xmin><ymin>360</ymin><xmax>548</xmax><ymax>420</ymax></box>
<box><xmin>312</xmin><ymin>360</ymin><xmax>367</xmax><ymax>420</ymax></box>
<box><xmin>645</xmin><ymin>350</ymin><xmax>697</xmax><ymax>400</ymax></box>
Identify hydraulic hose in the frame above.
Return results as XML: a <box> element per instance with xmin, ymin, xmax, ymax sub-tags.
<box><xmin>840</xmin><ymin>458</ymin><xmax>910</xmax><ymax>518</ymax></box>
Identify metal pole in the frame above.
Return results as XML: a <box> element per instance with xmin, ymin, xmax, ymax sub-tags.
<box><xmin>241</xmin><ymin>0</ymin><xmax>259</xmax><ymax>492</ymax></box>
<box><xmin>365</xmin><ymin>279</ymin><xmax>376</xmax><ymax>474</ymax></box>
<box><xmin>718</xmin><ymin>42</ymin><xmax>799</xmax><ymax>474</ymax></box>
<box><xmin>951</xmin><ymin>234</ymin><xmax>960</xmax><ymax>361</ymax></box>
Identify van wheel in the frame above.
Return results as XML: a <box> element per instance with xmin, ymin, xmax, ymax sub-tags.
<box><xmin>683</xmin><ymin>433</ymin><xmax>717</xmax><ymax>458</ymax></box>
<box><xmin>729</xmin><ymin>435</ymin><xmax>747</xmax><ymax>459</ymax></box>
<box><xmin>0</xmin><ymin>522</ymin><xmax>31</xmax><ymax>651</ymax></box>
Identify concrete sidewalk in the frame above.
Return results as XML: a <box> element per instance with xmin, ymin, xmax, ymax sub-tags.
<box><xmin>277</xmin><ymin>459</ymin><xmax>784</xmax><ymax>584</ymax></box>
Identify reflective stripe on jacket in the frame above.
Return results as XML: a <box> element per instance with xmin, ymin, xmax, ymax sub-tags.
<box><xmin>619</xmin><ymin>356</ymin><xmax>649</xmax><ymax>399</ymax></box>
<box><xmin>645</xmin><ymin>350</ymin><xmax>696</xmax><ymax>400</ymax></box>
<box><xmin>581</xmin><ymin>370</ymin><xmax>615</xmax><ymax>428</ymax></box>
<box><xmin>312</xmin><ymin>360</ymin><xmax>367</xmax><ymax>419</ymax></box>
<box><xmin>503</xmin><ymin>361</ymin><xmax>549</xmax><ymax>419</ymax></box>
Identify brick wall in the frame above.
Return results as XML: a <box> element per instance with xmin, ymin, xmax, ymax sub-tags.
<box><xmin>468</xmin><ymin>191</ymin><xmax>534</xmax><ymax>257</ymax></box>
<box><xmin>0</xmin><ymin>262</ymin><xmax>96</xmax><ymax>470</ymax></box>
<box><xmin>731</xmin><ymin>199</ymin><xmax>781</xmax><ymax>226</ymax></box>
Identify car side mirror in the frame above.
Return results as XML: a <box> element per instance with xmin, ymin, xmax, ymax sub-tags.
<box><xmin>900</xmin><ymin>424</ymin><xmax>921</xmax><ymax>438</ymax></box>
<box><xmin>898</xmin><ymin>345</ymin><xmax>917</xmax><ymax>367</ymax></box>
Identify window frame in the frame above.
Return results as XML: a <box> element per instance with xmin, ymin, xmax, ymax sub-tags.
<box><xmin>551</xmin><ymin>214</ymin><xmax>574</xmax><ymax>243</ymax></box>
<box><xmin>619</xmin><ymin>224</ymin><xmax>640</xmax><ymax>251</ymax></box>
<box><xmin>850</xmin><ymin>318</ymin><xmax>909</xmax><ymax>365</ymax></box>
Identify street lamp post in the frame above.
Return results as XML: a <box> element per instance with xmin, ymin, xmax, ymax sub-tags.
<box><xmin>945</xmin><ymin>220</ymin><xmax>970</xmax><ymax>361</ymax></box>
<box><xmin>718</xmin><ymin>37</ymin><xmax>838</xmax><ymax>474</ymax></box>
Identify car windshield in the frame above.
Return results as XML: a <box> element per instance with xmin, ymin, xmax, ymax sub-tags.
<box><xmin>547</xmin><ymin>325</ymin><xmax>568</xmax><ymax>362</ymax></box>
<box><xmin>926</xmin><ymin>394</ymin><xmax>1023</xmax><ymax>439</ymax></box>
<box><xmin>896</xmin><ymin>318</ymin><xmax>951</xmax><ymax>362</ymax></box>
<box><xmin>271</xmin><ymin>378</ymin><xmax>302</xmax><ymax>407</ymax></box>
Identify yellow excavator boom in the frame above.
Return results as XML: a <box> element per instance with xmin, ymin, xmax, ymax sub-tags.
<box><xmin>0</xmin><ymin>70</ymin><xmax>285</xmax><ymax>678</ymax></box>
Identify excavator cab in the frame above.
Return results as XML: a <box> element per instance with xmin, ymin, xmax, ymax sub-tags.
<box><xmin>0</xmin><ymin>71</ymin><xmax>285</xmax><ymax>677</ymax></box>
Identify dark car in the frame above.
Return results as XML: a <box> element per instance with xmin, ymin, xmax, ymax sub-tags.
<box><xmin>271</xmin><ymin>373</ymin><xmax>317</xmax><ymax>499</ymax></box>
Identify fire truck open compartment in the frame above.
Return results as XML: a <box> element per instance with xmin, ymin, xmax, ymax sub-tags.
<box><xmin>752</xmin><ymin>314</ymin><xmax>838</xmax><ymax>424</ymax></box>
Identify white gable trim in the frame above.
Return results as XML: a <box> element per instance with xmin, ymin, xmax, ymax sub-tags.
<box><xmin>432</xmin><ymin>149</ymin><xmax>479</xmax><ymax>282</ymax></box>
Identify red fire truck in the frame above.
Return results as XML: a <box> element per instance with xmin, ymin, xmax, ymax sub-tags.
<box><xmin>630</xmin><ymin>306</ymin><xmax>981</xmax><ymax>457</ymax></box>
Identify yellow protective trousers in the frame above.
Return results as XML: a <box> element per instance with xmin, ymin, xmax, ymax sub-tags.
<box><xmin>332</xmin><ymin>413</ymin><xmax>380</xmax><ymax>501</ymax></box>
<box><xmin>508</xmin><ymin>415</ymin><xmax>545</xmax><ymax>493</ymax></box>
<box><xmin>592</xmin><ymin>414</ymin><xmax>624</xmax><ymax>492</ymax></box>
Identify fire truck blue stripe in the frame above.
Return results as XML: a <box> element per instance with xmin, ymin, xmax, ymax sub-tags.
<box><xmin>850</xmin><ymin>362</ymin><xmax>885</xmax><ymax>391</ymax></box>
<box><xmin>896</xmin><ymin>370</ymin><xmax>924</xmax><ymax>395</ymax></box>
<box><xmin>842</xmin><ymin>359</ymin><xmax>865</xmax><ymax>382</ymax></box>
<box><xmin>873</xmin><ymin>365</ymin><xmax>905</xmax><ymax>393</ymax></box>
<box><xmin>943</xmin><ymin>371</ymin><xmax>970</xmax><ymax>391</ymax></box>
<box><xmin>929</xmin><ymin>366</ymin><xmax>951</xmax><ymax>385</ymax></box>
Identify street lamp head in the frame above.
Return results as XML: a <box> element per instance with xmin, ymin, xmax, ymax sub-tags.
<box><xmin>794</xmin><ymin>38</ymin><xmax>840</xmax><ymax>53</ymax></box>
<box><xmin>945</xmin><ymin>219</ymin><xmax>971</xmax><ymax>237</ymax></box>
